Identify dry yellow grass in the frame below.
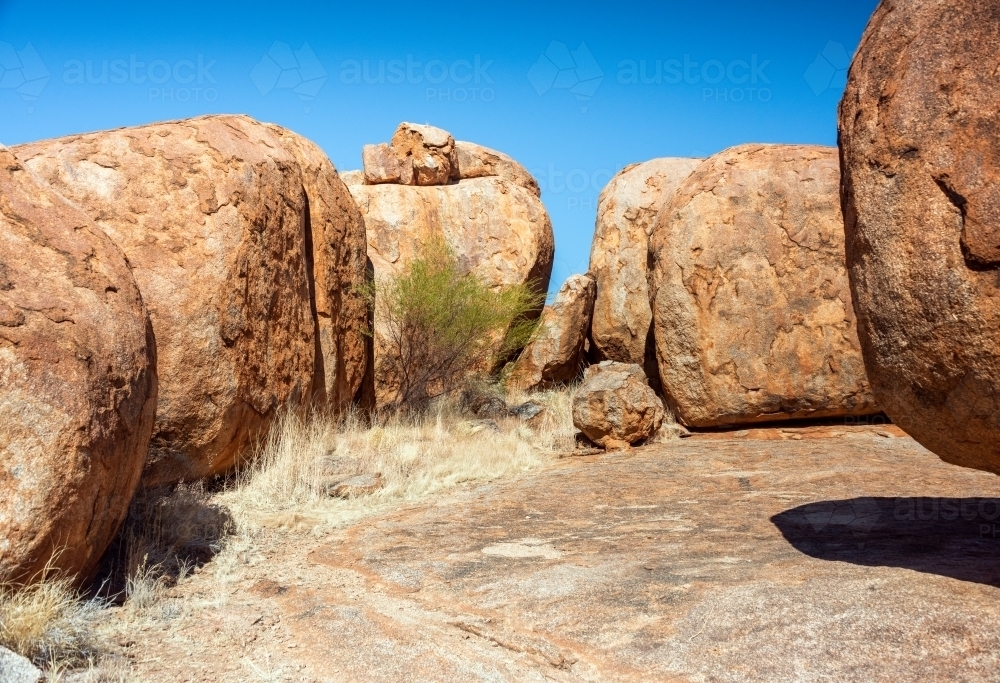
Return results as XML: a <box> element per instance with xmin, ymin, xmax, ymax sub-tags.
<box><xmin>0</xmin><ymin>573</ymin><xmax>104</xmax><ymax>669</ymax></box>
<box><xmin>221</xmin><ymin>387</ymin><xmax>576</xmax><ymax>535</ymax></box>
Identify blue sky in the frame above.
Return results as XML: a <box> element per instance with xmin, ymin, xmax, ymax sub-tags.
<box><xmin>0</xmin><ymin>0</ymin><xmax>878</xmax><ymax>294</ymax></box>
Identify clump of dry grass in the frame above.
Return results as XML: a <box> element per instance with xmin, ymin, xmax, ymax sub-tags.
<box><xmin>220</xmin><ymin>387</ymin><xmax>576</xmax><ymax>534</ymax></box>
<box><xmin>0</xmin><ymin>574</ymin><xmax>105</xmax><ymax>669</ymax></box>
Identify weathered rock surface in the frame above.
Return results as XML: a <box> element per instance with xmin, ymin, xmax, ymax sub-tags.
<box><xmin>0</xmin><ymin>645</ymin><xmax>41</xmax><ymax>683</ymax></box>
<box><xmin>120</xmin><ymin>426</ymin><xmax>1000</xmax><ymax>683</ymax></box>
<box><xmin>363</xmin><ymin>143</ymin><xmax>410</xmax><ymax>185</ymax></box>
<box><xmin>650</xmin><ymin>144</ymin><xmax>878</xmax><ymax>427</ymax></box>
<box><xmin>340</xmin><ymin>169</ymin><xmax>364</xmax><ymax>187</ymax></box>
<box><xmin>266</xmin><ymin>124</ymin><xmax>369</xmax><ymax>410</ymax></box>
<box><xmin>390</xmin><ymin>122</ymin><xmax>458</xmax><ymax>186</ymax></box>
<box><xmin>589</xmin><ymin>158</ymin><xmax>701</xmax><ymax>382</ymax></box>
<box><xmin>0</xmin><ymin>146</ymin><xmax>156</xmax><ymax>584</ymax></box>
<box><xmin>572</xmin><ymin>361</ymin><xmax>664</xmax><ymax>449</ymax></box>
<box><xmin>454</xmin><ymin>141</ymin><xmax>540</xmax><ymax>197</ymax></box>
<box><xmin>839</xmin><ymin>0</ymin><xmax>1000</xmax><ymax>474</ymax></box>
<box><xmin>508</xmin><ymin>274</ymin><xmax>595</xmax><ymax>392</ymax></box>
<box><xmin>14</xmin><ymin>115</ymin><xmax>333</xmax><ymax>487</ymax></box>
<box><xmin>348</xmin><ymin>176</ymin><xmax>554</xmax><ymax>406</ymax></box>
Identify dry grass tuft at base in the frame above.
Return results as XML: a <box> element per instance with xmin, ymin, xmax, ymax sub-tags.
<box><xmin>220</xmin><ymin>387</ymin><xmax>576</xmax><ymax>535</ymax></box>
<box><xmin>0</xmin><ymin>573</ymin><xmax>106</xmax><ymax>670</ymax></box>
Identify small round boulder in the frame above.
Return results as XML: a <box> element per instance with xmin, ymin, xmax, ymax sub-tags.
<box><xmin>572</xmin><ymin>362</ymin><xmax>664</xmax><ymax>450</ymax></box>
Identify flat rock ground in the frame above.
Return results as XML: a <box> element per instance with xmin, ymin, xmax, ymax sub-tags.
<box><xmin>116</xmin><ymin>425</ymin><xmax>1000</xmax><ymax>682</ymax></box>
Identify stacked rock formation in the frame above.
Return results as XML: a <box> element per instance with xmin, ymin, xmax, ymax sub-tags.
<box><xmin>839</xmin><ymin>0</ymin><xmax>1000</xmax><ymax>474</ymax></box>
<box><xmin>588</xmin><ymin>158</ymin><xmax>701</xmax><ymax>384</ymax></box>
<box><xmin>0</xmin><ymin>146</ymin><xmax>156</xmax><ymax>584</ymax></box>
<box><xmin>507</xmin><ymin>274</ymin><xmax>596</xmax><ymax>392</ymax></box>
<box><xmin>15</xmin><ymin>115</ymin><xmax>368</xmax><ymax>487</ymax></box>
<box><xmin>351</xmin><ymin>123</ymin><xmax>554</xmax><ymax>406</ymax></box>
<box><xmin>650</xmin><ymin>144</ymin><xmax>878</xmax><ymax>427</ymax></box>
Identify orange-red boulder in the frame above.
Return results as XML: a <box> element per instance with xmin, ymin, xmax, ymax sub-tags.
<box><xmin>839</xmin><ymin>0</ymin><xmax>1000</xmax><ymax>473</ymax></box>
<box><xmin>16</xmin><ymin>115</ymin><xmax>366</xmax><ymax>486</ymax></box>
<box><xmin>650</xmin><ymin>144</ymin><xmax>878</xmax><ymax>427</ymax></box>
<box><xmin>0</xmin><ymin>146</ymin><xmax>156</xmax><ymax>584</ymax></box>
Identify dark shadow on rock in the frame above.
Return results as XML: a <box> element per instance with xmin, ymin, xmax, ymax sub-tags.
<box><xmin>772</xmin><ymin>497</ymin><xmax>1000</xmax><ymax>587</ymax></box>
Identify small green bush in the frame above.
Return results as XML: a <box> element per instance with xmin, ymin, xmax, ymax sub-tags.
<box><xmin>362</xmin><ymin>237</ymin><xmax>542</xmax><ymax>410</ymax></box>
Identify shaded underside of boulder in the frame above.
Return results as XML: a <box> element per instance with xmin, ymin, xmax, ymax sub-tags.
<box><xmin>650</xmin><ymin>144</ymin><xmax>878</xmax><ymax>428</ymax></box>
<box><xmin>839</xmin><ymin>0</ymin><xmax>1000</xmax><ymax>474</ymax></box>
<box><xmin>0</xmin><ymin>146</ymin><xmax>156</xmax><ymax>584</ymax></box>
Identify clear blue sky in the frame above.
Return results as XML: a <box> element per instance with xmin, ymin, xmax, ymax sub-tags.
<box><xmin>0</xmin><ymin>0</ymin><xmax>878</xmax><ymax>294</ymax></box>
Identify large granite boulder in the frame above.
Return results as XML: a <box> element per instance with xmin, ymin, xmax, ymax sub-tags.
<box><xmin>650</xmin><ymin>144</ymin><xmax>878</xmax><ymax>427</ymax></box>
<box><xmin>507</xmin><ymin>273</ymin><xmax>596</xmax><ymax>392</ymax></box>
<box><xmin>589</xmin><ymin>158</ymin><xmax>701</xmax><ymax>383</ymax></box>
<box><xmin>15</xmin><ymin>115</ymin><xmax>366</xmax><ymax>486</ymax></box>
<box><xmin>839</xmin><ymin>0</ymin><xmax>1000</xmax><ymax>474</ymax></box>
<box><xmin>349</xmin><ymin>171</ymin><xmax>553</xmax><ymax>406</ymax></box>
<box><xmin>0</xmin><ymin>146</ymin><xmax>156</xmax><ymax>584</ymax></box>
<box><xmin>572</xmin><ymin>361</ymin><xmax>664</xmax><ymax>450</ymax></box>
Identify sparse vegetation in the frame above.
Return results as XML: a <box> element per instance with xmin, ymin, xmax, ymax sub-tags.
<box><xmin>0</xmin><ymin>572</ymin><xmax>105</xmax><ymax>669</ymax></box>
<box><xmin>221</xmin><ymin>386</ymin><xmax>575</xmax><ymax>534</ymax></box>
<box><xmin>362</xmin><ymin>237</ymin><xmax>544</xmax><ymax>410</ymax></box>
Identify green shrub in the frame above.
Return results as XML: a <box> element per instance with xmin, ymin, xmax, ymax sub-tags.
<box><xmin>362</xmin><ymin>237</ymin><xmax>542</xmax><ymax>410</ymax></box>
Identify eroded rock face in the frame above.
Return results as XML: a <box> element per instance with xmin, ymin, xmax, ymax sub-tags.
<box><xmin>507</xmin><ymin>273</ymin><xmax>596</xmax><ymax>392</ymax></box>
<box><xmin>15</xmin><ymin>115</ymin><xmax>322</xmax><ymax>487</ymax></box>
<box><xmin>572</xmin><ymin>361</ymin><xmax>664</xmax><ymax>450</ymax></box>
<box><xmin>265</xmin><ymin>125</ymin><xmax>369</xmax><ymax>411</ymax></box>
<box><xmin>589</xmin><ymin>158</ymin><xmax>701</xmax><ymax>382</ymax></box>
<box><xmin>454</xmin><ymin>141</ymin><xmax>540</xmax><ymax>197</ymax></box>
<box><xmin>650</xmin><ymin>144</ymin><xmax>878</xmax><ymax>427</ymax></box>
<box><xmin>0</xmin><ymin>147</ymin><xmax>156</xmax><ymax>584</ymax></box>
<box><xmin>348</xmin><ymin>177</ymin><xmax>554</xmax><ymax>406</ymax></box>
<box><xmin>839</xmin><ymin>0</ymin><xmax>1000</xmax><ymax>474</ymax></box>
